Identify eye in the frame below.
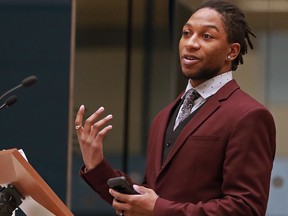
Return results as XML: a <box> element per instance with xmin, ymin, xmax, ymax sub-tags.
<box><xmin>182</xmin><ymin>29</ymin><xmax>191</xmax><ymax>36</ymax></box>
<box><xmin>203</xmin><ymin>33</ymin><xmax>212</xmax><ymax>39</ymax></box>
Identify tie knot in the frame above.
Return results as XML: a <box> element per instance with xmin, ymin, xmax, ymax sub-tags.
<box><xmin>184</xmin><ymin>89</ymin><xmax>200</xmax><ymax>101</ymax></box>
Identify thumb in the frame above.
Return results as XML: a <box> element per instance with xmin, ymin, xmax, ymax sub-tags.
<box><xmin>133</xmin><ymin>185</ymin><xmax>149</xmax><ymax>195</ymax></box>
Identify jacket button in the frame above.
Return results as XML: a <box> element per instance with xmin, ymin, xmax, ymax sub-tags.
<box><xmin>166</xmin><ymin>140</ymin><xmax>171</xmax><ymax>147</ymax></box>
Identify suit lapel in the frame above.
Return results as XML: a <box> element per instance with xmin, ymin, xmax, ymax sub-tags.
<box><xmin>154</xmin><ymin>94</ymin><xmax>183</xmax><ymax>172</ymax></box>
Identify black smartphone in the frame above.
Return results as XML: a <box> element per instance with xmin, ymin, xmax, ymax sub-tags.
<box><xmin>107</xmin><ymin>176</ymin><xmax>139</xmax><ymax>195</ymax></box>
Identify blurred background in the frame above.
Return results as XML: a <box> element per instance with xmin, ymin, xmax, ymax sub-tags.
<box><xmin>1</xmin><ymin>0</ymin><xmax>287</xmax><ymax>215</ymax></box>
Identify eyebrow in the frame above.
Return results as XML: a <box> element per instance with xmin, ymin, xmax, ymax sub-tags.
<box><xmin>184</xmin><ymin>23</ymin><xmax>220</xmax><ymax>32</ymax></box>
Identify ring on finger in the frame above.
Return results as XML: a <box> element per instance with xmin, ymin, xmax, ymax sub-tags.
<box><xmin>75</xmin><ymin>125</ymin><xmax>82</xmax><ymax>130</ymax></box>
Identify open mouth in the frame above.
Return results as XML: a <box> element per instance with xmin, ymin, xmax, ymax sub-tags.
<box><xmin>182</xmin><ymin>54</ymin><xmax>200</xmax><ymax>65</ymax></box>
<box><xmin>184</xmin><ymin>54</ymin><xmax>199</xmax><ymax>60</ymax></box>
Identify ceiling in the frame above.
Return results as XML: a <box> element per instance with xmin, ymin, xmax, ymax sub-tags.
<box><xmin>179</xmin><ymin>0</ymin><xmax>288</xmax><ymax>12</ymax></box>
<box><xmin>76</xmin><ymin>0</ymin><xmax>288</xmax><ymax>29</ymax></box>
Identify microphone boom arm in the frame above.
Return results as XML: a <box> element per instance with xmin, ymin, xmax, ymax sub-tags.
<box><xmin>0</xmin><ymin>84</ymin><xmax>22</xmax><ymax>101</ymax></box>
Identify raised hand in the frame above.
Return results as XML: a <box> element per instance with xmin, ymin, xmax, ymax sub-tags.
<box><xmin>75</xmin><ymin>105</ymin><xmax>113</xmax><ymax>171</ymax></box>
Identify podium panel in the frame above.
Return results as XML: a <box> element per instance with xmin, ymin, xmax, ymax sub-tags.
<box><xmin>0</xmin><ymin>149</ymin><xmax>73</xmax><ymax>216</ymax></box>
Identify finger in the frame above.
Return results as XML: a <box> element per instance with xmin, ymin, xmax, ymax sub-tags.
<box><xmin>94</xmin><ymin>125</ymin><xmax>113</xmax><ymax>144</ymax></box>
<box><xmin>133</xmin><ymin>185</ymin><xmax>145</xmax><ymax>195</ymax></box>
<box><xmin>83</xmin><ymin>106</ymin><xmax>105</xmax><ymax>134</ymax></box>
<box><xmin>91</xmin><ymin>114</ymin><xmax>113</xmax><ymax>134</ymax></box>
<box><xmin>116</xmin><ymin>209</ymin><xmax>125</xmax><ymax>216</ymax></box>
<box><xmin>88</xmin><ymin>115</ymin><xmax>113</xmax><ymax>147</ymax></box>
<box><xmin>85</xmin><ymin>123</ymin><xmax>112</xmax><ymax>147</ymax></box>
<box><xmin>112</xmin><ymin>198</ymin><xmax>128</xmax><ymax>212</ymax></box>
<box><xmin>109</xmin><ymin>189</ymin><xmax>129</xmax><ymax>202</ymax></box>
<box><xmin>75</xmin><ymin>105</ymin><xmax>85</xmax><ymax>131</ymax></box>
<box><xmin>85</xmin><ymin>113</ymin><xmax>113</xmax><ymax>145</ymax></box>
<box><xmin>109</xmin><ymin>188</ymin><xmax>121</xmax><ymax>199</ymax></box>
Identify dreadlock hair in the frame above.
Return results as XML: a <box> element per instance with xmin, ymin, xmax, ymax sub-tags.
<box><xmin>196</xmin><ymin>0</ymin><xmax>256</xmax><ymax>71</ymax></box>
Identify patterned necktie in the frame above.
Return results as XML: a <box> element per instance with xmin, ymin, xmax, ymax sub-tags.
<box><xmin>174</xmin><ymin>89</ymin><xmax>200</xmax><ymax>129</ymax></box>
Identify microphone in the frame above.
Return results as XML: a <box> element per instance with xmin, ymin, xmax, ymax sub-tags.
<box><xmin>0</xmin><ymin>75</ymin><xmax>37</xmax><ymax>101</ymax></box>
<box><xmin>0</xmin><ymin>95</ymin><xmax>18</xmax><ymax>110</ymax></box>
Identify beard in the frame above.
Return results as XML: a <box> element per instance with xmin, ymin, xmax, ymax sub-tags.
<box><xmin>182</xmin><ymin>66</ymin><xmax>221</xmax><ymax>81</ymax></box>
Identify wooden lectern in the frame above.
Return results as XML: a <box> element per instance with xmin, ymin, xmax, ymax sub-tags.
<box><xmin>0</xmin><ymin>148</ymin><xmax>73</xmax><ymax>216</ymax></box>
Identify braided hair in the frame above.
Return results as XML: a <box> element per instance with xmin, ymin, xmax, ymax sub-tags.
<box><xmin>196</xmin><ymin>0</ymin><xmax>256</xmax><ymax>71</ymax></box>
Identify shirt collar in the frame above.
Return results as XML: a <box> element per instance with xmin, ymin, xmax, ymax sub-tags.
<box><xmin>182</xmin><ymin>71</ymin><xmax>233</xmax><ymax>99</ymax></box>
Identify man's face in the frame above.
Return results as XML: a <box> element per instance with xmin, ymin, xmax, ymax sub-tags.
<box><xmin>179</xmin><ymin>8</ymin><xmax>233</xmax><ymax>87</ymax></box>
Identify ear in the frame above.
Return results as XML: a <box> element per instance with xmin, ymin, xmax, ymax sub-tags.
<box><xmin>226</xmin><ymin>43</ymin><xmax>241</xmax><ymax>61</ymax></box>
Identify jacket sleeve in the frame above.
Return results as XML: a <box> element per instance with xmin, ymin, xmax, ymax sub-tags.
<box><xmin>80</xmin><ymin>158</ymin><xmax>132</xmax><ymax>205</ymax></box>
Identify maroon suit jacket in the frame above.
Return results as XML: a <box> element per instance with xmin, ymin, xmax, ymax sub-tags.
<box><xmin>81</xmin><ymin>80</ymin><xmax>276</xmax><ymax>216</ymax></box>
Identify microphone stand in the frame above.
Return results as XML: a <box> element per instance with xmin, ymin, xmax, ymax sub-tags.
<box><xmin>0</xmin><ymin>75</ymin><xmax>37</xmax><ymax>101</ymax></box>
<box><xmin>0</xmin><ymin>84</ymin><xmax>22</xmax><ymax>101</ymax></box>
<box><xmin>0</xmin><ymin>185</ymin><xmax>23</xmax><ymax>216</ymax></box>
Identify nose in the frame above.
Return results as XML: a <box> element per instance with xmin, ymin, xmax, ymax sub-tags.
<box><xmin>185</xmin><ymin>35</ymin><xmax>200</xmax><ymax>50</ymax></box>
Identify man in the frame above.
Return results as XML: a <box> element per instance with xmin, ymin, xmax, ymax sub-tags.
<box><xmin>75</xmin><ymin>0</ymin><xmax>276</xmax><ymax>215</ymax></box>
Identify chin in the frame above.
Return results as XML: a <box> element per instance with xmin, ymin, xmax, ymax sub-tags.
<box><xmin>182</xmin><ymin>66</ymin><xmax>221</xmax><ymax>81</ymax></box>
<box><xmin>181</xmin><ymin>70</ymin><xmax>201</xmax><ymax>80</ymax></box>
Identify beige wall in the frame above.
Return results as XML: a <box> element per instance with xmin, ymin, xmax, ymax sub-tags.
<box><xmin>74</xmin><ymin>1</ymin><xmax>288</xmax><ymax>157</ymax></box>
